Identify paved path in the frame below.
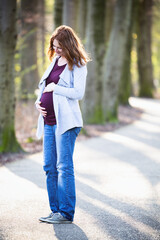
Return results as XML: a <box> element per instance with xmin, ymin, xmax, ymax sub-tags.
<box><xmin>0</xmin><ymin>97</ymin><xmax>160</xmax><ymax>240</ymax></box>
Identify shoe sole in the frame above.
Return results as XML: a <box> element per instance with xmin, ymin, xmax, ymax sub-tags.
<box><xmin>39</xmin><ymin>213</ymin><xmax>54</xmax><ymax>222</ymax></box>
<box><xmin>44</xmin><ymin>219</ymin><xmax>72</xmax><ymax>224</ymax></box>
<box><xmin>39</xmin><ymin>218</ymin><xmax>52</xmax><ymax>222</ymax></box>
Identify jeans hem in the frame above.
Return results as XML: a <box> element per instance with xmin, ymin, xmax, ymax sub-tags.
<box><xmin>60</xmin><ymin>211</ymin><xmax>73</xmax><ymax>221</ymax></box>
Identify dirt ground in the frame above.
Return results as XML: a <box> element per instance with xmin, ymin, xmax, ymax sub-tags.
<box><xmin>0</xmin><ymin>100</ymin><xmax>143</xmax><ymax>165</ymax></box>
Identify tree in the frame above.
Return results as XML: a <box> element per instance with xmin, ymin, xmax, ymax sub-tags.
<box><xmin>137</xmin><ymin>0</ymin><xmax>154</xmax><ymax>97</ymax></box>
<box><xmin>62</xmin><ymin>0</ymin><xmax>79</xmax><ymax>31</ymax></box>
<box><xmin>152</xmin><ymin>0</ymin><xmax>160</xmax><ymax>91</ymax></box>
<box><xmin>53</xmin><ymin>0</ymin><xmax>63</xmax><ymax>28</ymax></box>
<box><xmin>81</xmin><ymin>0</ymin><xmax>106</xmax><ymax>123</ymax></box>
<box><xmin>0</xmin><ymin>0</ymin><xmax>22</xmax><ymax>153</ymax></box>
<box><xmin>20</xmin><ymin>0</ymin><xmax>39</xmax><ymax>100</ymax></box>
<box><xmin>104</xmin><ymin>0</ymin><xmax>115</xmax><ymax>43</ymax></box>
<box><xmin>102</xmin><ymin>0</ymin><xmax>133</xmax><ymax>121</ymax></box>
<box><xmin>119</xmin><ymin>0</ymin><xmax>137</xmax><ymax>104</ymax></box>
<box><xmin>37</xmin><ymin>0</ymin><xmax>45</xmax><ymax>70</ymax></box>
<box><xmin>77</xmin><ymin>0</ymin><xmax>87</xmax><ymax>40</ymax></box>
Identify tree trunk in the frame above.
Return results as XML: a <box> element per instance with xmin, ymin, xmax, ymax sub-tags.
<box><xmin>81</xmin><ymin>0</ymin><xmax>106</xmax><ymax>124</ymax></box>
<box><xmin>37</xmin><ymin>0</ymin><xmax>45</xmax><ymax>70</ymax></box>
<box><xmin>102</xmin><ymin>0</ymin><xmax>133</xmax><ymax>121</ymax></box>
<box><xmin>0</xmin><ymin>0</ymin><xmax>22</xmax><ymax>153</ymax></box>
<box><xmin>77</xmin><ymin>0</ymin><xmax>87</xmax><ymax>40</ymax></box>
<box><xmin>62</xmin><ymin>0</ymin><xmax>79</xmax><ymax>31</ymax></box>
<box><xmin>104</xmin><ymin>0</ymin><xmax>115</xmax><ymax>43</ymax></box>
<box><xmin>20</xmin><ymin>0</ymin><xmax>39</xmax><ymax>100</ymax></box>
<box><xmin>118</xmin><ymin>33</ymin><xmax>132</xmax><ymax>104</ymax></box>
<box><xmin>137</xmin><ymin>0</ymin><xmax>154</xmax><ymax>97</ymax></box>
<box><xmin>53</xmin><ymin>0</ymin><xmax>63</xmax><ymax>28</ymax></box>
<box><xmin>119</xmin><ymin>0</ymin><xmax>137</xmax><ymax>104</ymax></box>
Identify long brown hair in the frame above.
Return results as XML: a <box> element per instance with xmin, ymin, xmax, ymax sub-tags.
<box><xmin>48</xmin><ymin>25</ymin><xmax>91</xmax><ymax>70</ymax></box>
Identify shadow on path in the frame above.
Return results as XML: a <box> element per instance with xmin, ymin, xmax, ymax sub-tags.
<box><xmin>79</xmin><ymin>134</ymin><xmax>160</xmax><ymax>186</ymax></box>
<box><xmin>5</xmin><ymin>157</ymin><xmax>160</xmax><ymax>240</ymax></box>
<box><xmin>4</xmin><ymin>97</ymin><xmax>160</xmax><ymax>239</ymax></box>
<box><xmin>76</xmin><ymin>176</ymin><xmax>160</xmax><ymax>240</ymax></box>
<box><xmin>53</xmin><ymin>223</ymin><xmax>88</xmax><ymax>240</ymax></box>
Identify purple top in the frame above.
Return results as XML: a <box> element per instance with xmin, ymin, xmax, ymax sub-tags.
<box><xmin>40</xmin><ymin>58</ymin><xmax>67</xmax><ymax>125</ymax></box>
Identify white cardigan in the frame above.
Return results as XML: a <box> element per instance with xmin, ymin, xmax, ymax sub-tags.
<box><xmin>35</xmin><ymin>56</ymin><xmax>87</xmax><ymax>139</ymax></box>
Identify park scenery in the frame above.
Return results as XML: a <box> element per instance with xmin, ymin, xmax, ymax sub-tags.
<box><xmin>0</xmin><ymin>1</ymin><xmax>160</xmax><ymax>240</ymax></box>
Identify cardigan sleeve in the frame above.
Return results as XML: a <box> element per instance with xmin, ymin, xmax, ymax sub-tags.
<box><xmin>34</xmin><ymin>81</ymin><xmax>45</xmax><ymax>105</ymax></box>
<box><xmin>53</xmin><ymin>65</ymin><xmax>87</xmax><ymax>100</ymax></box>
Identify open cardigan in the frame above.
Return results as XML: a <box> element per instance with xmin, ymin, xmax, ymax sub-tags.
<box><xmin>35</xmin><ymin>56</ymin><xmax>87</xmax><ymax>139</ymax></box>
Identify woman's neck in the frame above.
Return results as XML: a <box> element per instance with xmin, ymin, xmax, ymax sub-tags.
<box><xmin>59</xmin><ymin>56</ymin><xmax>66</xmax><ymax>61</ymax></box>
<box><xmin>58</xmin><ymin>56</ymin><xmax>68</xmax><ymax>65</ymax></box>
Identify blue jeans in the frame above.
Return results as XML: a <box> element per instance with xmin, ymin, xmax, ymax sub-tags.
<box><xmin>43</xmin><ymin>124</ymin><xmax>81</xmax><ymax>221</ymax></box>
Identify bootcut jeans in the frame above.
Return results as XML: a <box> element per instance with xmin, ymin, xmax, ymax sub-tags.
<box><xmin>43</xmin><ymin>124</ymin><xmax>81</xmax><ymax>221</ymax></box>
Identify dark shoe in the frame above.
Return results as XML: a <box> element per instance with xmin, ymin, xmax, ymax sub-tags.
<box><xmin>39</xmin><ymin>212</ymin><xmax>54</xmax><ymax>222</ymax></box>
<box><xmin>44</xmin><ymin>212</ymin><xmax>72</xmax><ymax>224</ymax></box>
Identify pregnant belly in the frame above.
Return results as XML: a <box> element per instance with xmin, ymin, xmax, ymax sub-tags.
<box><xmin>40</xmin><ymin>92</ymin><xmax>54</xmax><ymax>116</ymax></box>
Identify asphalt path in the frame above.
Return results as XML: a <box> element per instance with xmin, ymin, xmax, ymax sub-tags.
<box><xmin>0</xmin><ymin>97</ymin><xmax>160</xmax><ymax>240</ymax></box>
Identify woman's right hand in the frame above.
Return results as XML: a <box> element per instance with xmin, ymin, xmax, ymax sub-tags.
<box><xmin>35</xmin><ymin>101</ymin><xmax>47</xmax><ymax>117</ymax></box>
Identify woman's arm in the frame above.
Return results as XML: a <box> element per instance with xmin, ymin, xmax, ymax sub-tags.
<box><xmin>34</xmin><ymin>81</ymin><xmax>45</xmax><ymax>105</ymax></box>
<box><xmin>54</xmin><ymin>65</ymin><xmax>87</xmax><ymax>100</ymax></box>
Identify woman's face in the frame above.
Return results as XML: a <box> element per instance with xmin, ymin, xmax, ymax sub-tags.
<box><xmin>53</xmin><ymin>39</ymin><xmax>63</xmax><ymax>57</ymax></box>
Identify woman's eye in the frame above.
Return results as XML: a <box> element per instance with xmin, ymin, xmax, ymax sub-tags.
<box><xmin>53</xmin><ymin>45</ymin><xmax>62</xmax><ymax>50</ymax></box>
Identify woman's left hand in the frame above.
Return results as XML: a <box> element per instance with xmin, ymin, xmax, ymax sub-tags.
<box><xmin>43</xmin><ymin>82</ymin><xmax>56</xmax><ymax>93</ymax></box>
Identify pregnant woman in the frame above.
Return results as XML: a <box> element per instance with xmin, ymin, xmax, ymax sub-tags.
<box><xmin>35</xmin><ymin>25</ymin><xmax>90</xmax><ymax>224</ymax></box>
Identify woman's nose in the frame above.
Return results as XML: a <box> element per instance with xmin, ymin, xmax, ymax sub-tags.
<box><xmin>55</xmin><ymin>48</ymin><xmax>59</xmax><ymax>53</ymax></box>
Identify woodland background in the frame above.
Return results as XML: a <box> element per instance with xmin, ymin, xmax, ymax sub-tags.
<box><xmin>0</xmin><ymin>0</ymin><xmax>160</xmax><ymax>156</ymax></box>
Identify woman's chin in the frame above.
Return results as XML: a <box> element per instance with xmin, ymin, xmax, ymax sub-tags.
<box><xmin>56</xmin><ymin>53</ymin><xmax>61</xmax><ymax>57</ymax></box>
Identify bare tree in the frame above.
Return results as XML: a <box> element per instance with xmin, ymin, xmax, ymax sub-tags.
<box><xmin>102</xmin><ymin>0</ymin><xmax>133</xmax><ymax>121</ymax></box>
<box><xmin>104</xmin><ymin>0</ymin><xmax>115</xmax><ymax>43</ymax></box>
<box><xmin>119</xmin><ymin>0</ymin><xmax>137</xmax><ymax>104</ymax></box>
<box><xmin>62</xmin><ymin>0</ymin><xmax>79</xmax><ymax>31</ymax></box>
<box><xmin>82</xmin><ymin>0</ymin><xmax>106</xmax><ymax>123</ymax></box>
<box><xmin>20</xmin><ymin>0</ymin><xmax>39</xmax><ymax>100</ymax></box>
<box><xmin>77</xmin><ymin>0</ymin><xmax>87</xmax><ymax>40</ymax></box>
<box><xmin>37</xmin><ymin>0</ymin><xmax>45</xmax><ymax>69</ymax></box>
<box><xmin>0</xmin><ymin>0</ymin><xmax>22</xmax><ymax>153</ymax></box>
<box><xmin>54</xmin><ymin>0</ymin><xmax>63</xmax><ymax>28</ymax></box>
<box><xmin>137</xmin><ymin>0</ymin><xmax>154</xmax><ymax>97</ymax></box>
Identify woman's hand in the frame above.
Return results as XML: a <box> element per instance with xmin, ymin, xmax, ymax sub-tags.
<box><xmin>43</xmin><ymin>82</ymin><xmax>56</xmax><ymax>93</ymax></box>
<box><xmin>35</xmin><ymin>101</ymin><xmax>47</xmax><ymax>117</ymax></box>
